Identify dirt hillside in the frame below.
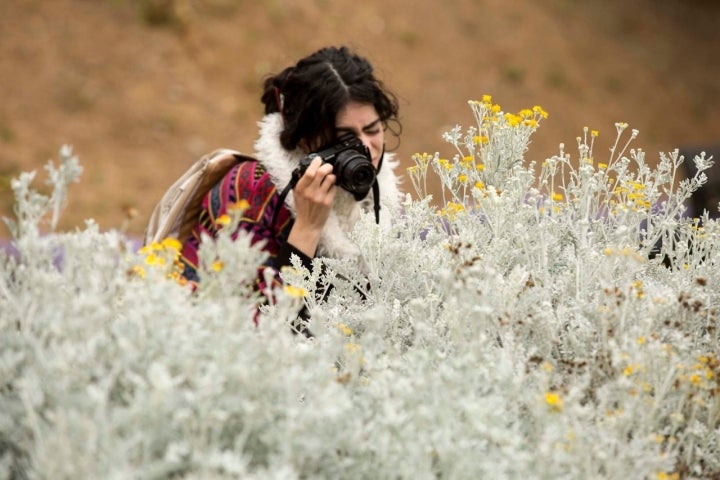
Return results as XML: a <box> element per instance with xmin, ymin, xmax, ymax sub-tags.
<box><xmin>1</xmin><ymin>0</ymin><xmax>719</xmax><ymax>237</ymax></box>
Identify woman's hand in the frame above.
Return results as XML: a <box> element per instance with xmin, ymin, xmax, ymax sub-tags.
<box><xmin>287</xmin><ymin>156</ymin><xmax>336</xmax><ymax>257</ymax></box>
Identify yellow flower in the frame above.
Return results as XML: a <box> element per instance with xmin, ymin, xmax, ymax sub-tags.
<box><xmin>438</xmin><ymin>158</ymin><xmax>453</xmax><ymax>170</ymax></box>
<box><xmin>598</xmin><ymin>163</ymin><xmax>608</xmax><ymax>170</ymax></box>
<box><xmin>504</xmin><ymin>113</ymin><xmax>521</xmax><ymax>127</ymax></box>
<box><xmin>229</xmin><ymin>199</ymin><xmax>250</xmax><ymax>211</ymax></box>
<box><xmin>482</xmin><ymin>94</ymin><xmax>492</xmax><ymax>104</ymax></box>
<box><xmin>138</xmin><ymin>241</ymin><xmax>162</xmax><ymax>255</ymax></box>
<box><xmin>411</xmin><ymin>152</ymin><xmax>432</xmax><ymax>168</ymax></box>
<box><xmin>458</xmin><ymin>174</ymin><xmax>468</xmax><ymax>184</ymax></box>
<box><xmin>532</xmin><ymin>105</ymin><xmax>549</xmax><ymax>118</ymax></box>
<box><xmin>591</xmin><ymin>130</ymin><xmax>599</xmax><ymax>137</ymax></box>
<box><xmin>476</xmin><ymin>163</ymin><xmax>485</xmax><ymax>171</ymax></box>
<box><xmin>519</xmin><ymin>108</ymin><xmax>533</xmax><ymax>118</ymax></box>
<box><xmin>160</xmin><ymin>237</ymin><xmax>182</xmax><ymax>253</ymax></box>
<box><xmin>552</xmin><ymin>191</ymin><xmax>563</xmax><ymax>201</ymax></box>
<box><xmin>145</xmin><ymin>252</ymin><xmax>166</xmax><ymax>266</ymax></box>
<box><xmin>345</xmin><ymin>342</ymin><xmax>361</xmax><ymax>354</ymax></box>
<box><xmin>623</xmin><ymin>365</ymin><xmax>634</xmax><ymax>376</ymax></box>
<box><xmin>474</xmin><ymin>181</ymin><xmax>485</xmax><ymax>190</ymax></box>
<box><xmin>545</xmin><ymin>392</ymin><xmax>563</xmax><ymax>411</ymax></box>
<box><xmin>637</xmin><ymin>336</ymin><xmax>646</xmax><ymax>345</ymax></box>
<box><xmin>283</xmin><ymin>284</ymin><xmax>307</xmax><ymax>298</ymax></box>
<box><xmin>439</xmin><ymin>201</ymin><xmax>467</xmax><ymax>219</ymax></box>
<box><xmin>337</xmin><ymin>323</ymin><xmax>353</xmax><ymax>336</ymax></box>
<box><xmin>131</xmin><ymin>265</ymin><xmax>146</xmax><ymax>278</ymax></box>
<box><xmin>216</xmin><ymin>214</ymin><xmax>231</xmax><ymax>226</ymax></box>
<box><xmin>211</xmin><ymin>260</ymin><xmax>224</xmax><ymax>272</ymax></box>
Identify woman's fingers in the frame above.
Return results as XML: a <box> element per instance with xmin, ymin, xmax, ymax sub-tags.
<box><xmin>288</xmin><ymin>157</ymin><xmax>338</xmax><ymax>256</ymax></box>
<box><xmin>297</xmin><ymin>157</ymin><xmax>336</xmax><ymax>199</ymax></box>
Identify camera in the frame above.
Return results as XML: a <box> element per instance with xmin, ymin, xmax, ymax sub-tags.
<box><xmin>296</xmin><ymin>133</ymin><xmax>376</xmax><ymax>200</ymax></box>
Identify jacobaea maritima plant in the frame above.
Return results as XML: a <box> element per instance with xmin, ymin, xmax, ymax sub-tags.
<box><xmin>1</xmin><ymin>98</ymin><xmax>719</xmax><ymax>479</ymax></box>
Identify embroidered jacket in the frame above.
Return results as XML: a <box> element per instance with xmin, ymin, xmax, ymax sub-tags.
<box><xmin>179</xmin><ymin>113</ymin><xmax>403</xmax><ymax>302</ymax></box>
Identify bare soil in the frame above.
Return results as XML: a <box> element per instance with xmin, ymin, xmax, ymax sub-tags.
<box><xmin>1</xmin><ymin>0</ymin><xmax>719</xmax><ymax>237</ymax></box>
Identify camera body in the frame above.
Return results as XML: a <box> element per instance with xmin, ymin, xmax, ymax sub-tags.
<box><xmin>297</xmin><ymin>133</ymin><xmax>376</xmax><ymax>200</ymax></box>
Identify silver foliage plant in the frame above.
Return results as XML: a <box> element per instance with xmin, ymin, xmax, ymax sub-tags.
<box><xmin>1</xmin><ymin>93</ymin><xmax>719</xmax><ymax>479</ymax></box>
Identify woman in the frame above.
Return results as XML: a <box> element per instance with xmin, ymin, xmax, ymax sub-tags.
<box><xmin>178</xmin><ymin>46</ymin><xmax>403</xmax><ymax>315</ymax></box>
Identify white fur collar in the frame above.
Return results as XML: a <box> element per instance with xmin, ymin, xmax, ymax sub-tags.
<box><xmin>253</xmin><ymin>113</ymin><xmax>403</xmax><ymax>260</ymax></box>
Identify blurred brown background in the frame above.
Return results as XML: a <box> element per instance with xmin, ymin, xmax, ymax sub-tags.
<box><xmin>1</xmin><ymin>0</ymin><xmax>719</xmax><ymax>237</ymax></box>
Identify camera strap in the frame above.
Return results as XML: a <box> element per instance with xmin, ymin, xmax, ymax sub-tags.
<box><xmin>372</xmin><ymin>179</ymin><xmax>380</xmax><ymax>225</ymax></box>
<box><xmin>272</xmin><ymin>170</ymin><xmax>300</xmax><ymax>232</ymax></box>
<box><xmin>370</xmin><ymin>144</ymin><xmax>386</xmax><ymax>225</ymax></box>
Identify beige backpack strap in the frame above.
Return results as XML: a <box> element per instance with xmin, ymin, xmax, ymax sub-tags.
<box><xmin>144</xmin><ymin>149</ymin><xmax>255</xmax><ymax>246</ymax></box>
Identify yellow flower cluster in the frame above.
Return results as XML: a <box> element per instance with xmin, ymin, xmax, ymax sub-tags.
<box><xmin>470</xmin><ymin>96</ymin><xmax>548</xmax><ymax>131</ymax></box>
<box><xmin>133</xmin><ymin>237</ymin><xmax>186</xmax><ymax>285</ymax></box>
<box><xmin>611</xmin><ymin>181</ymin><xmax>651</xmax><ymax>212</ymax></box>
<box><xmin>677</xmin><ymin>355</ymin><xmax>718</xmax><ymax>390</ymax></box>
<box><xmin>406</xmin><ymin>152</ymin><xmax>436</xmax><ymax>199</ymax></box>
<box><xmin>438</xmin><ymin>201</ymin><xmax>466</xmax><ymax>220</ymax></box>
<box><xmin>437</xmin><ymin>158</ymin><xmax>453</xmax><ymax>171</ymax></box>
<box><xmin>139</xmin><ymin>237</ymin><xmax>181</xmax><ymax>266</ymax></box>
<box><xmin>409</xmin><ymin>95</ymin><xmax>548</xmax><ymax>215</ymax></box>
<box><xmin>410</xmin><ymin>152</ymin><xmax>433</xmax><ymax>170</ymax></box>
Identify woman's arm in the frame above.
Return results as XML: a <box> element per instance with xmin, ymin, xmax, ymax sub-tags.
<box><xmin>286</xmin><ymin>156</ymin><xmax>336</xmax><ymax>257</ymax></box>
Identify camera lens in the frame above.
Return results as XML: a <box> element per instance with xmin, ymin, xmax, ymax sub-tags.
<box><xmin>335</xmin><ymin>150</ymin><xmax>376</xmax><ymax>193</ymax></box>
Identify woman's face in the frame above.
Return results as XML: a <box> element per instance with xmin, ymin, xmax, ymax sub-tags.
<box><xmin>335</xmin><ymin>101</ymin><xmax>384</xmax><ymax>169</ymax></box>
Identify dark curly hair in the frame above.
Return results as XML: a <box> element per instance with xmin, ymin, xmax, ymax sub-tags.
<box><xmin>261</xmin><ymin>46</ymin><xmax>400</xmax><ymax>152</ymax></box>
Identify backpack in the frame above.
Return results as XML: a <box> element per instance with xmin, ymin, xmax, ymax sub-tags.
<box><xmin>144</xmin><ymin>149</ymin><xmax>257</xmax><ymax>246</ymax></box>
